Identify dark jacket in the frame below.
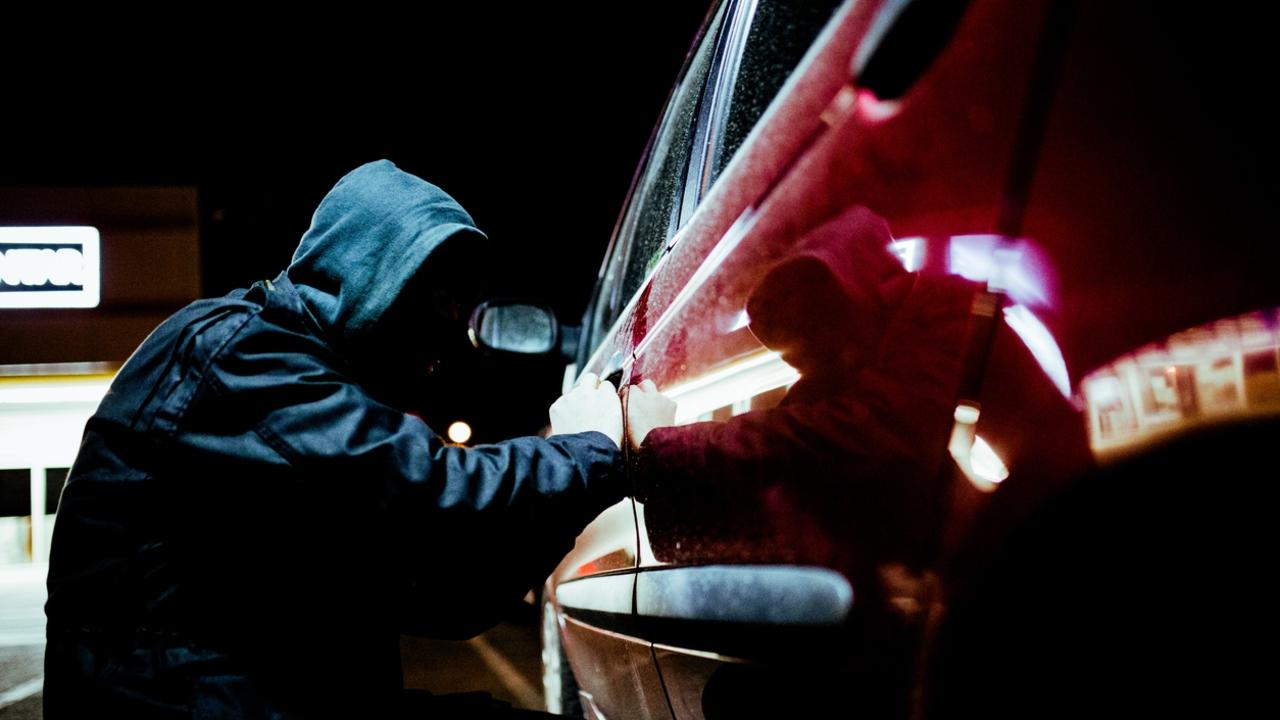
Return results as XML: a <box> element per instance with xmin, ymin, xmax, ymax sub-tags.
<box><xmin>44</xmin><ymin>160</ymin><xmax>623</xmax><ymax>718</ymax></box>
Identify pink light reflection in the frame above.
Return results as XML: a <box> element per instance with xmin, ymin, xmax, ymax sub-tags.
<box><xmin>947</xmin><ymin>235</ymin><xmax>1055</xmax><ymax>309</ymax></box>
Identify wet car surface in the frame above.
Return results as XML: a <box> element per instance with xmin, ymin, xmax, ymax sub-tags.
<box><xmin>539</xmin><ymin>0</ymin><xmax>1280</xmax><ymax>717</ymax></box>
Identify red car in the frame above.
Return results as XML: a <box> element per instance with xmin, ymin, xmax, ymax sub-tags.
<box><xmin>485</xmin><ymin>0</ymin><xmax>1278</xmax><ymax>716</ymax></box>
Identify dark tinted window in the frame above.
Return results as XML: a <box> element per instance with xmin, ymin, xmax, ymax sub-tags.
<box><xmin>621</xmin><ymin>4</ymin><xmax>728</xmax><ymax>301</ymax></box>
<box><xmin>587</xmin><ymin>2</ymin><xmax>729</xmax><ymax>349</ymax></box>
<box><xmin>708</xmin><ymin>0</ymin><xmax>841</xmax><ymax>184</ymax></box>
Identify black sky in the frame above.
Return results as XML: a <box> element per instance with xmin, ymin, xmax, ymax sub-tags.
<box><xmin>5</xmin><ymin>7</ymin><xmax>709</xmax><ymax>307</ymax></box>
<box><xmin>2</xmin><ymin>6</ymin><xmax>712</xmax><ymax>440</ymax></box>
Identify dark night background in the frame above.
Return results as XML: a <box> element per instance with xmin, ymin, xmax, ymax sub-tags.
<box><xmin>1</xmin><ymin>6</ymin><xmax>711</xmax><ymax>442</ymax></box>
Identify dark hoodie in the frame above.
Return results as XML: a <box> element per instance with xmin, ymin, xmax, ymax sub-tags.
<box><xmin>44</xmin><ymin>160</ymin><xmax>623</xmax><ymax>718</ymax></box>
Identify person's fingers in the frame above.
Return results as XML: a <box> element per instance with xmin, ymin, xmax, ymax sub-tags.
<box><xmin>642</xmin><ymin>379</ymin><xmax>657</xmax><ymax>392</ymax></box>
<box><xmin>597</xmin><ymin>379</ymin><xmax>618</xmax><ymax>395</ymax></box>
<box><xmin>577</xmin><ymin>372</ymin><xmax>600</xmax><ymax>389</ymax></box>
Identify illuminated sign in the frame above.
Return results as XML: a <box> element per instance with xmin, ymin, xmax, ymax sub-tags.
<box><xmin>0</xmin><ymin>227</ymin><xmax>100</xmax><ymax>309</ymax></box>
<box><xmin>1082</xmin><ymin>308</ymin><xmax>1280</xmax><ymax>457</ymax></box>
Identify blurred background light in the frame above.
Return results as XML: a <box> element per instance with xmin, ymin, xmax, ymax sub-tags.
<box><xmin>447</xmin><ymin>420</ymin><xmax>473</xmax><ymax>444</ymax></box>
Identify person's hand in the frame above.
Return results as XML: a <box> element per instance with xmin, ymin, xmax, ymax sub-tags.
<box><xmin>625</xmin><ymin>379</ymin><xmax>677</xmax><ymax>449</ymax></box>
<box><xmin>549</xmin><ymin>372</ymin><xmax>624</xmax><ymax>449</ymax></box>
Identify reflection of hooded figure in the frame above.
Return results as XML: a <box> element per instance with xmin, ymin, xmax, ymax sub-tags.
<box><xmin>44</xmin><ymin>160</ymin><xmax>623</xmax><ymax>717</ymax></box>
<box><xmin>634</xmin><ymin>207</ymin><xmax>979</xmax><ymax>718</ymax></box>
<box><xmin>638</xmin><ymin>205</ymin><xmax>978</xmax><ymax>579</ymax></box>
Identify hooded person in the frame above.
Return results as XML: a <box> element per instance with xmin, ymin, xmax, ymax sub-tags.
<box><xmin>43</xmin><ymin>160</ymin><xmax>628</xmax><ymax>718</ymax></box>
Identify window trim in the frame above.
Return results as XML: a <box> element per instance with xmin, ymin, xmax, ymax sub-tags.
<box><xmin>580</xmin><ymin>0</ymin><xmax>734</xmax><ymax>363</ymax></box>
<box><xmin>678</xmin><ymin>0</ymin><xmax>759</xmax><ymax>235</ymax></box>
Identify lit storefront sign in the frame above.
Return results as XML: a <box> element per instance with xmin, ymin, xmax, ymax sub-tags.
<box><xmin>1081</xmin><ymin>308</ymin><xmax>1280</xmax><ymax>458</ymax></box>
<box><xmin>0</xmin><ymin>227</ymin><xmax>101</xmax><ymax>309</ymax></box>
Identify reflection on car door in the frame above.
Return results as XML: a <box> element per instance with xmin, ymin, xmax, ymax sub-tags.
<box><xmin>624</xmin><ymin>0</ymin><xmax>1061</xmax><ymax>717</ymax></box>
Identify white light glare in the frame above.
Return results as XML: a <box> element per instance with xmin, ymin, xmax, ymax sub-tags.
<box><xmin>946</xmin><ymin>235</ymin><xmax>1054</xmax><ymax>308</ymax></box>
<box><xmin>954</xmin><ymin>402</ymin><xmax>981</xmax><ymax>425</ymax></box>
<box><xmin>1003</xmin><ymin>305</ymin><xmax>1072</xmax><ymax>399</ymax></box>
<box><xmin>949</xmin><ymin>401</ymin><xmax>1008</xmax><ymax>492</ymax></box>
<box><xmin>0</xmin><ymin>378</ymin><xmax>112</xmax><ymax>406</ymax></box>
<box><xmin>888</xmin><ymin>238</ymin><xmax>925</xmax><ymax>272</ymax></box>
<box><xmin>447</xmin><ymin>421</ymin><xmax>472</xmax><ymax>444</ymax></box>
<box><xmin>0</xmin><ymin>226</ymin><xmax>101</xmax><ymax>309</ymax></box>
<box><xmin>662</xmin><ymin>350</ymin><xmax>800</xmax><ymax>424</ymax></box>
<box><xmin>970</xmin><ymin>436</ymin><xmax>1010</xmax><ymax>486</ymax></box>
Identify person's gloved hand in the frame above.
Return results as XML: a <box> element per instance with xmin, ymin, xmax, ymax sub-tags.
<box><xmin>549</xmin><ymin>372</ymin><xmax>624</xmax><ymax>448</ymax></box>
<box><xmin>625</xmin><ymin>379</ymin><xmax>678</xmax><ymax>449</ymax></box>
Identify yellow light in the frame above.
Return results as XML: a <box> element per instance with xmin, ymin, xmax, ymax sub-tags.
<box><xmin>0</xmin><ymin>375</ymin><xmax>113</xmax><ymax>405</ymax></box>
<box><xmin>447</xmin><ymin>421</ymin><xmax>472</xmax><ymax>444</ymax></box>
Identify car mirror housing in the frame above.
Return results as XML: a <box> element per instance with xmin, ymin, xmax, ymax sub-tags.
<box><xmin>468</xmin><ymin>300</ymin><xmax>561</xmax><ymax>355</ymax></box>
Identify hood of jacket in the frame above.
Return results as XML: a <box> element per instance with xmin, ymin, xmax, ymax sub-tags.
<box><xmin>746</xmin><ymin>205</ymin><xmax>911</xmax><ymax>376</ymax></box>
<box><xmin>286</xmin><ymin>159</ymin><xmax>488</xmax><ymax>356</ymax></box>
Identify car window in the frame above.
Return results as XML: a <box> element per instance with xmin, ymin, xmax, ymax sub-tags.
<box><xmin>706</xmin><ymin>0</ymin><xmax>842</xmax><ymax>186</ymax></box>
<box><xmin>585</xmin><ymin>2</ymin><xmax>730</xmax><ymax>354</ymax></box>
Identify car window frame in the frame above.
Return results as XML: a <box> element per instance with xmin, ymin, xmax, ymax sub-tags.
<box><xmin>677</xmin><ymin>0</ymin><xmax>758</xmax><ymax>235</ymax></box>
<box><xmin>578</xmin><ymin>0</ymin><xmax>735</xmax><ymax>367</ymax></box>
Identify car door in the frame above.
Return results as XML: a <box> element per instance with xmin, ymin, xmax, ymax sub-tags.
<box><xmin>545</xmin><ymin>4</ymin><xmax>732</xmax><ymax>719</ymax></box>
<box><xmin>620</xmin><ymin>0</ymin><xmax>1063</xmax><ymax>717</ymax></box>
<box><xmin>926</xmin><ymin>1</ymin><xmax>1280</xmax><ymax>715</ymax></box>
<box><xmin>549</xmin><ymin>2</ymin><xmax>844</xmax><ymax>715</ymax></box>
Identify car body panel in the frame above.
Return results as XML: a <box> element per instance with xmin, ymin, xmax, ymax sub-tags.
<box><xmin>546</xmin><ymin>0</ymin><xmax>1280</xmax><ymax>717</ymax></box>
<box><xmin>559</xmin><ymin>615</ymin><xmax>673</xmax><ymax>720</ymax></box>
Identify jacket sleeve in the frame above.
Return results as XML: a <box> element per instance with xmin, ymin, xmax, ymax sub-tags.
<box><xmin>204</xmin><ymin>315</ymin><xmax>622</xmax><ymax>511</ymax></box>
<box><xmin>193</xmin><ymin>314</ymin><xmax>624</xmax><ymax>636</ymax></box>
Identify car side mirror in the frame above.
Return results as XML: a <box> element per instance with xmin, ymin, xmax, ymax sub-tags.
<box><xmin>468</xmin><ymin>300</ymin><xmax>567</xmax><ymax>355</ymax></box>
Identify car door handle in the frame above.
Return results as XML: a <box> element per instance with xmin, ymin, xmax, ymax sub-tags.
<box><xmin>635</xmin><ymin>565</ymin><xmax>851</xmax><ymax>626</ymax></box>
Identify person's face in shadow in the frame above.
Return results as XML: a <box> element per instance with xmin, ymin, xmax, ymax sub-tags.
<box><xmin>358</xmin><ymin>241</ymin><xmax>486</xmax><ymax>413</ymax></box>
